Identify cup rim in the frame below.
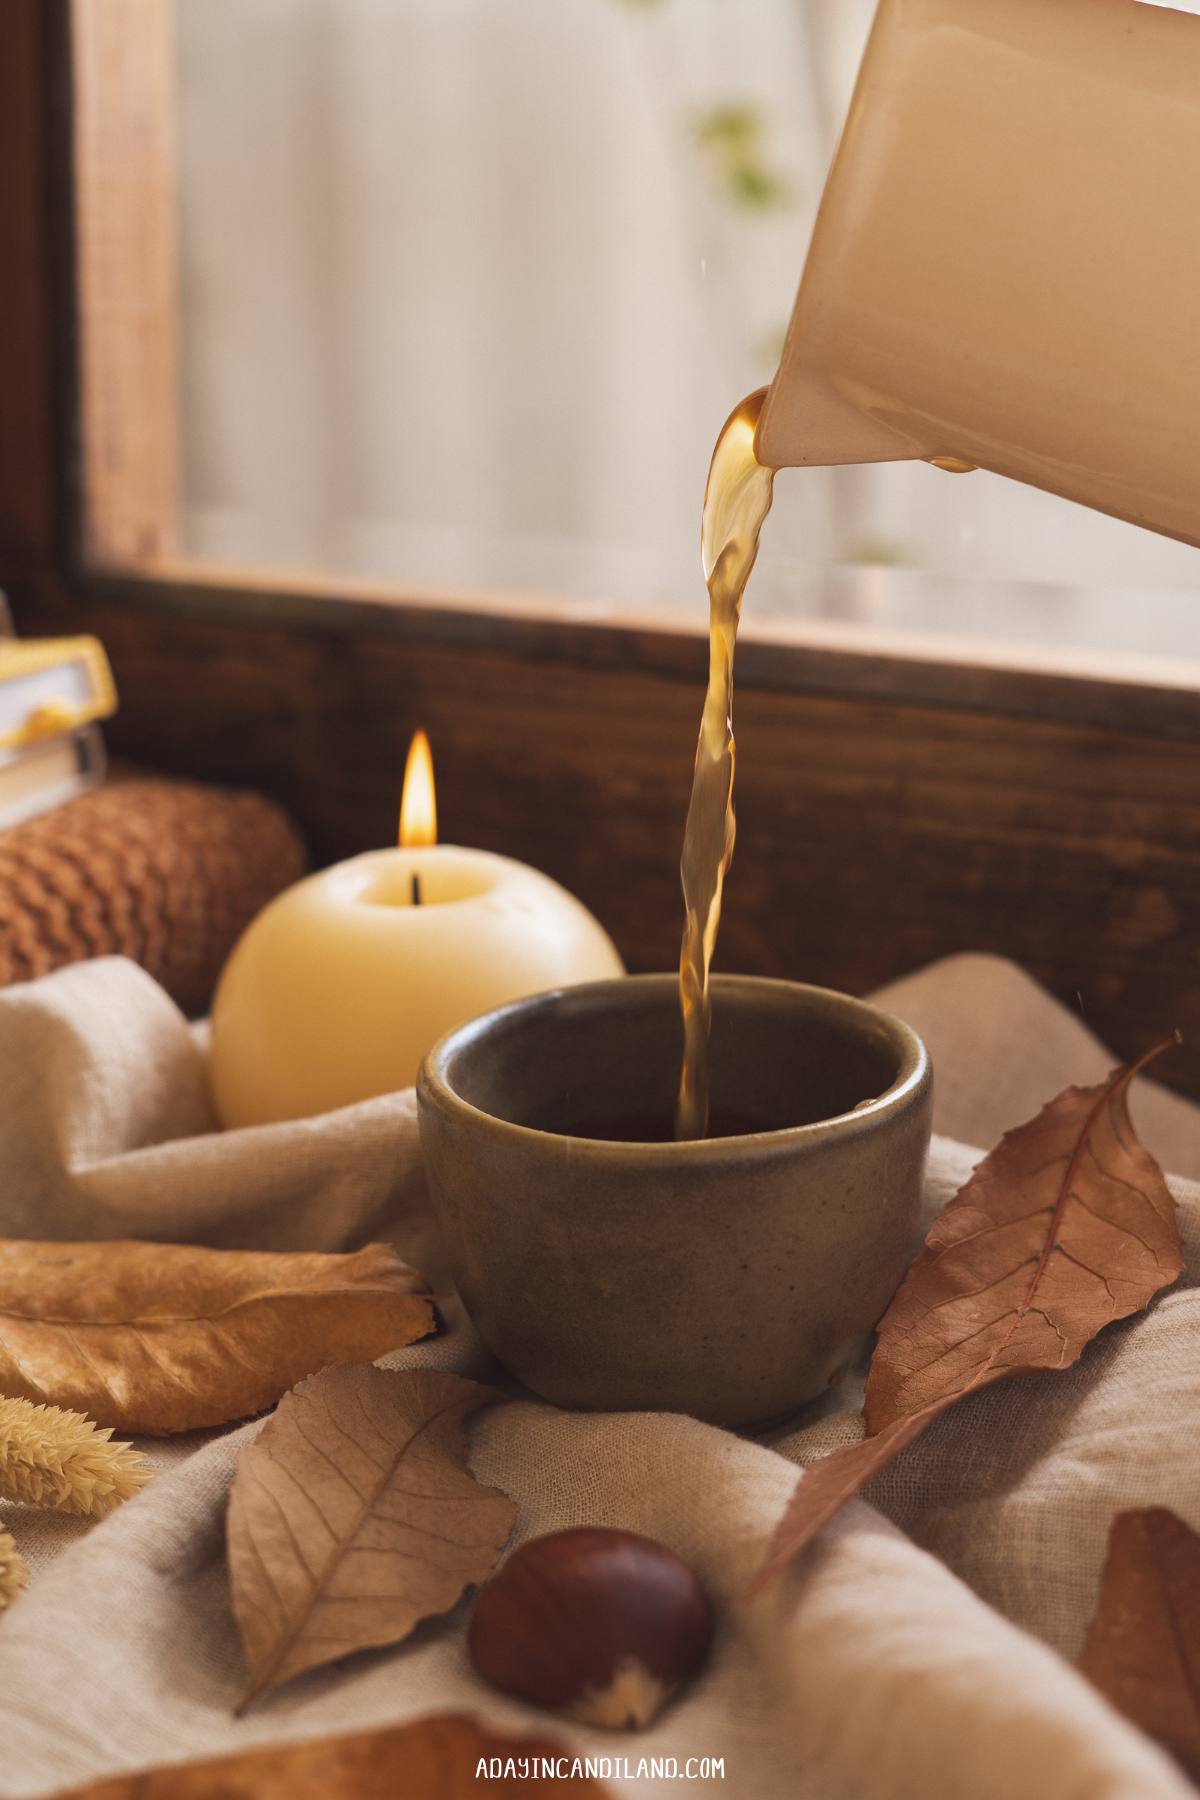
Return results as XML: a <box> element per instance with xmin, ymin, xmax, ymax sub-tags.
<box><xmin>418</xmin><ymin>973</ymin><xmax>931</xmax><ymax>1160</ymax></box>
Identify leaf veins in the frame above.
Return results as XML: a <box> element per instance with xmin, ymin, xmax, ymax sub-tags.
<box><xmin>227</xmin><ymin>1364</ymin><xmax>516</xmax><ymax>1704</ymax></box>
<box><xmin>0</xmin><ymin>1239</ymin><xmax>436</xmax><ymax>1433</ymax></box>
<box><xmin>756</xmin><ymin>1040</ymin><xmax>1184</xmax><ymax>1587</ymax></box>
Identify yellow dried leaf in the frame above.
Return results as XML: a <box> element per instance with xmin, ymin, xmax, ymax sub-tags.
<box><xmin>45</xmin><ymin>1713</ymin><xmax>614</xmax><ymax>1797</ymax></box>
<box><xmin>0</xmin><ymin>1240</ymin><xmax>436</xmax><ymax>1433</ymax></box>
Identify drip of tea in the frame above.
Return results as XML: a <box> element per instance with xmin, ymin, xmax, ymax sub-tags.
<box><xmin>675</xmin><ymin>389</ymin><xmax>775</xmax><ymax>1140</ymax></box>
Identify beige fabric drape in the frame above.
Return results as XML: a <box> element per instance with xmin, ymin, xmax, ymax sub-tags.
<box><xmin>0</xmin><ymin>955</ymin><xmax>1194</xmax><ymax>1799</ymax></box>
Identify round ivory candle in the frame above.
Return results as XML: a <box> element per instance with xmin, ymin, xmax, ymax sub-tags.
<box><xmin>208</xmin><ymin>846</ymin><xmax>623</xmax><ymax>1128</ymax></box>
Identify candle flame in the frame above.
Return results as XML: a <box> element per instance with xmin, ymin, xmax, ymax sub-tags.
<box><xmin>399</xmin><ymin>730</ymin><xmax>438</xmax><ymax>847</ymax></box>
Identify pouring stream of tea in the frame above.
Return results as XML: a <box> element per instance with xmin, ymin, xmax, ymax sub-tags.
<box><xmin>674</xmin><ymin>395</ymin><xmax>970</xmax><ymax>1137</ymax></box>
<box><xmin>675</xmin><ymin>388</ymin><xmax>775</xmax><ymax>1139</ymax></box>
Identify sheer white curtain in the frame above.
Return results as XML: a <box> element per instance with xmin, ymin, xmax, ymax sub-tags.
<box><xmin>176</xmin><ymin>0</ymin><xmax>844</xmax><ymax>610</ymax></box>
<box><xmin>176</xmin><ymin>0</ymin><xmax>1200</xmax><ymax>650</ymax></box>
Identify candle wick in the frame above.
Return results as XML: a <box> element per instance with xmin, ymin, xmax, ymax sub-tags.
<box><xmin>411</xmin><ymin>872</ymin><xmax>423</xmax><ymax>907</ymax></box>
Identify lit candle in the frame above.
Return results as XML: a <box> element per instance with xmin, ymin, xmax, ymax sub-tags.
<box><xmin>209</xmin><ymin>732</ymin><xmax>623</xmax><ymax>1128</ymax></box>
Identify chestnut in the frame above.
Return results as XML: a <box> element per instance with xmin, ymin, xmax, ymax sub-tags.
<box><xmin>467</xmin><ymin>1526</ymin><xmax>712</xmax><ymax>1730</ymax></box>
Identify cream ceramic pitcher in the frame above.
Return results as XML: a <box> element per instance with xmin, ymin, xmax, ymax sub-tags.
<box><xmin>756</xmin><ymin>0</ymin><xmax>1200</xmax><ymax>548</ymax></box>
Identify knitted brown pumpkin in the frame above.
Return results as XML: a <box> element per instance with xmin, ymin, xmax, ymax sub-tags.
<box><xmin>0</xmin><ymin>776</ymin><xmax>306</xmax><ymax>1014</ymax></box>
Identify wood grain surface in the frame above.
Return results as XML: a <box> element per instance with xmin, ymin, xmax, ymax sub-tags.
<box><xmin>0</xmin><ymin>0</ymin><xmax>56</xmax><ymax>571</ymax></box>
<box><xmin>24</xmin><ymin>590</ymin><xmax>1193</xmax><ymax>1097</ymax></box>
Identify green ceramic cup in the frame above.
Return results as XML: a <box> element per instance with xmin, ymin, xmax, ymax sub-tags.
<box><xmin>417</xmin><ymin>974</ymin><xmax>931</xmax><ymax>1428</ymax></box>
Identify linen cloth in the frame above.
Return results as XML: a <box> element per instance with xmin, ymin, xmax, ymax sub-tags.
<box><xmin>0</xmin><ymin>954</ymin><xmax>1195</xmax><ymax>1799</ymax></box>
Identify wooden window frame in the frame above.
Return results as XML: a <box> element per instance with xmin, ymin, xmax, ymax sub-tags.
<box><xmin>3</xmin><ymin>0</ymin><xmax>1199</xmax><ymax>1090</ymax></box>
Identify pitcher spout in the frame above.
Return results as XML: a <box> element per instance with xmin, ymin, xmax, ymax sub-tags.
<box><xmin>755</xmin><ymin>355</ymin><xmax>927</xmax><ymax>472</ymax></box>
<box><xmin>755</xmin><ymin>0</ymin><xmax>1200</xmax><ymax>548</ymax></box>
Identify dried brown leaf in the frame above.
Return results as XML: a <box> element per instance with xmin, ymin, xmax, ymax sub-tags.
<box><xmin>866</xmin><ymin>1039</ymin><xmax>1182</xmax><ymax>1430</ymax></box>
<box><xmin>0</xmin><ymin>1240</ymin><xmax>436</xmax><ymax>1434</ymax></box>
<box><xmin>757</xmin><ymin>1042</ymin><xmax>1183</xmax><ymax>1586</ymax></box>
<box><xmin>750</xmin><ymin>1404</ymin><xmax>950</xmax><ymax>1591</ymax></box>
<box><xmin>228</xmin><ymin>1363</ymin><xmax>515</xmax><ymax>1704</ymax></box>
<box><xmin>1079</xmin><ymin>1507</ymin><xmax>1200</xmax><ymax>1783</ymax></box>
<box><xmin>45</xmin><ymin>1713</ymin><xmax>614</xmax><ymax>1798</ymax></box>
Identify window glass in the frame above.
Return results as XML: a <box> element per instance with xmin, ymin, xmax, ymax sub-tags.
<box><xmin>175</xmin><ymin>0</ymin><xmax>1200</xmax><ymax>663</ymax></box>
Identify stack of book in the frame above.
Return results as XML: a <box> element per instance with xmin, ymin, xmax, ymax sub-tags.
<box><xmin>0</xmin><ymin>602</ymin><xmax>117</xmax><ymax>831</ymax></box>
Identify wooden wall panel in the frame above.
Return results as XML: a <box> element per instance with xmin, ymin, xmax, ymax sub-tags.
<box><xmin>45</xmin><ymin>591</ymin><xmax>1200</xmax><ymax>1097</ymax></box>
<box><xmin>0</xmin><ymin>0</ymin><xmax>55</xmax><ymax>570</ymax></box>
